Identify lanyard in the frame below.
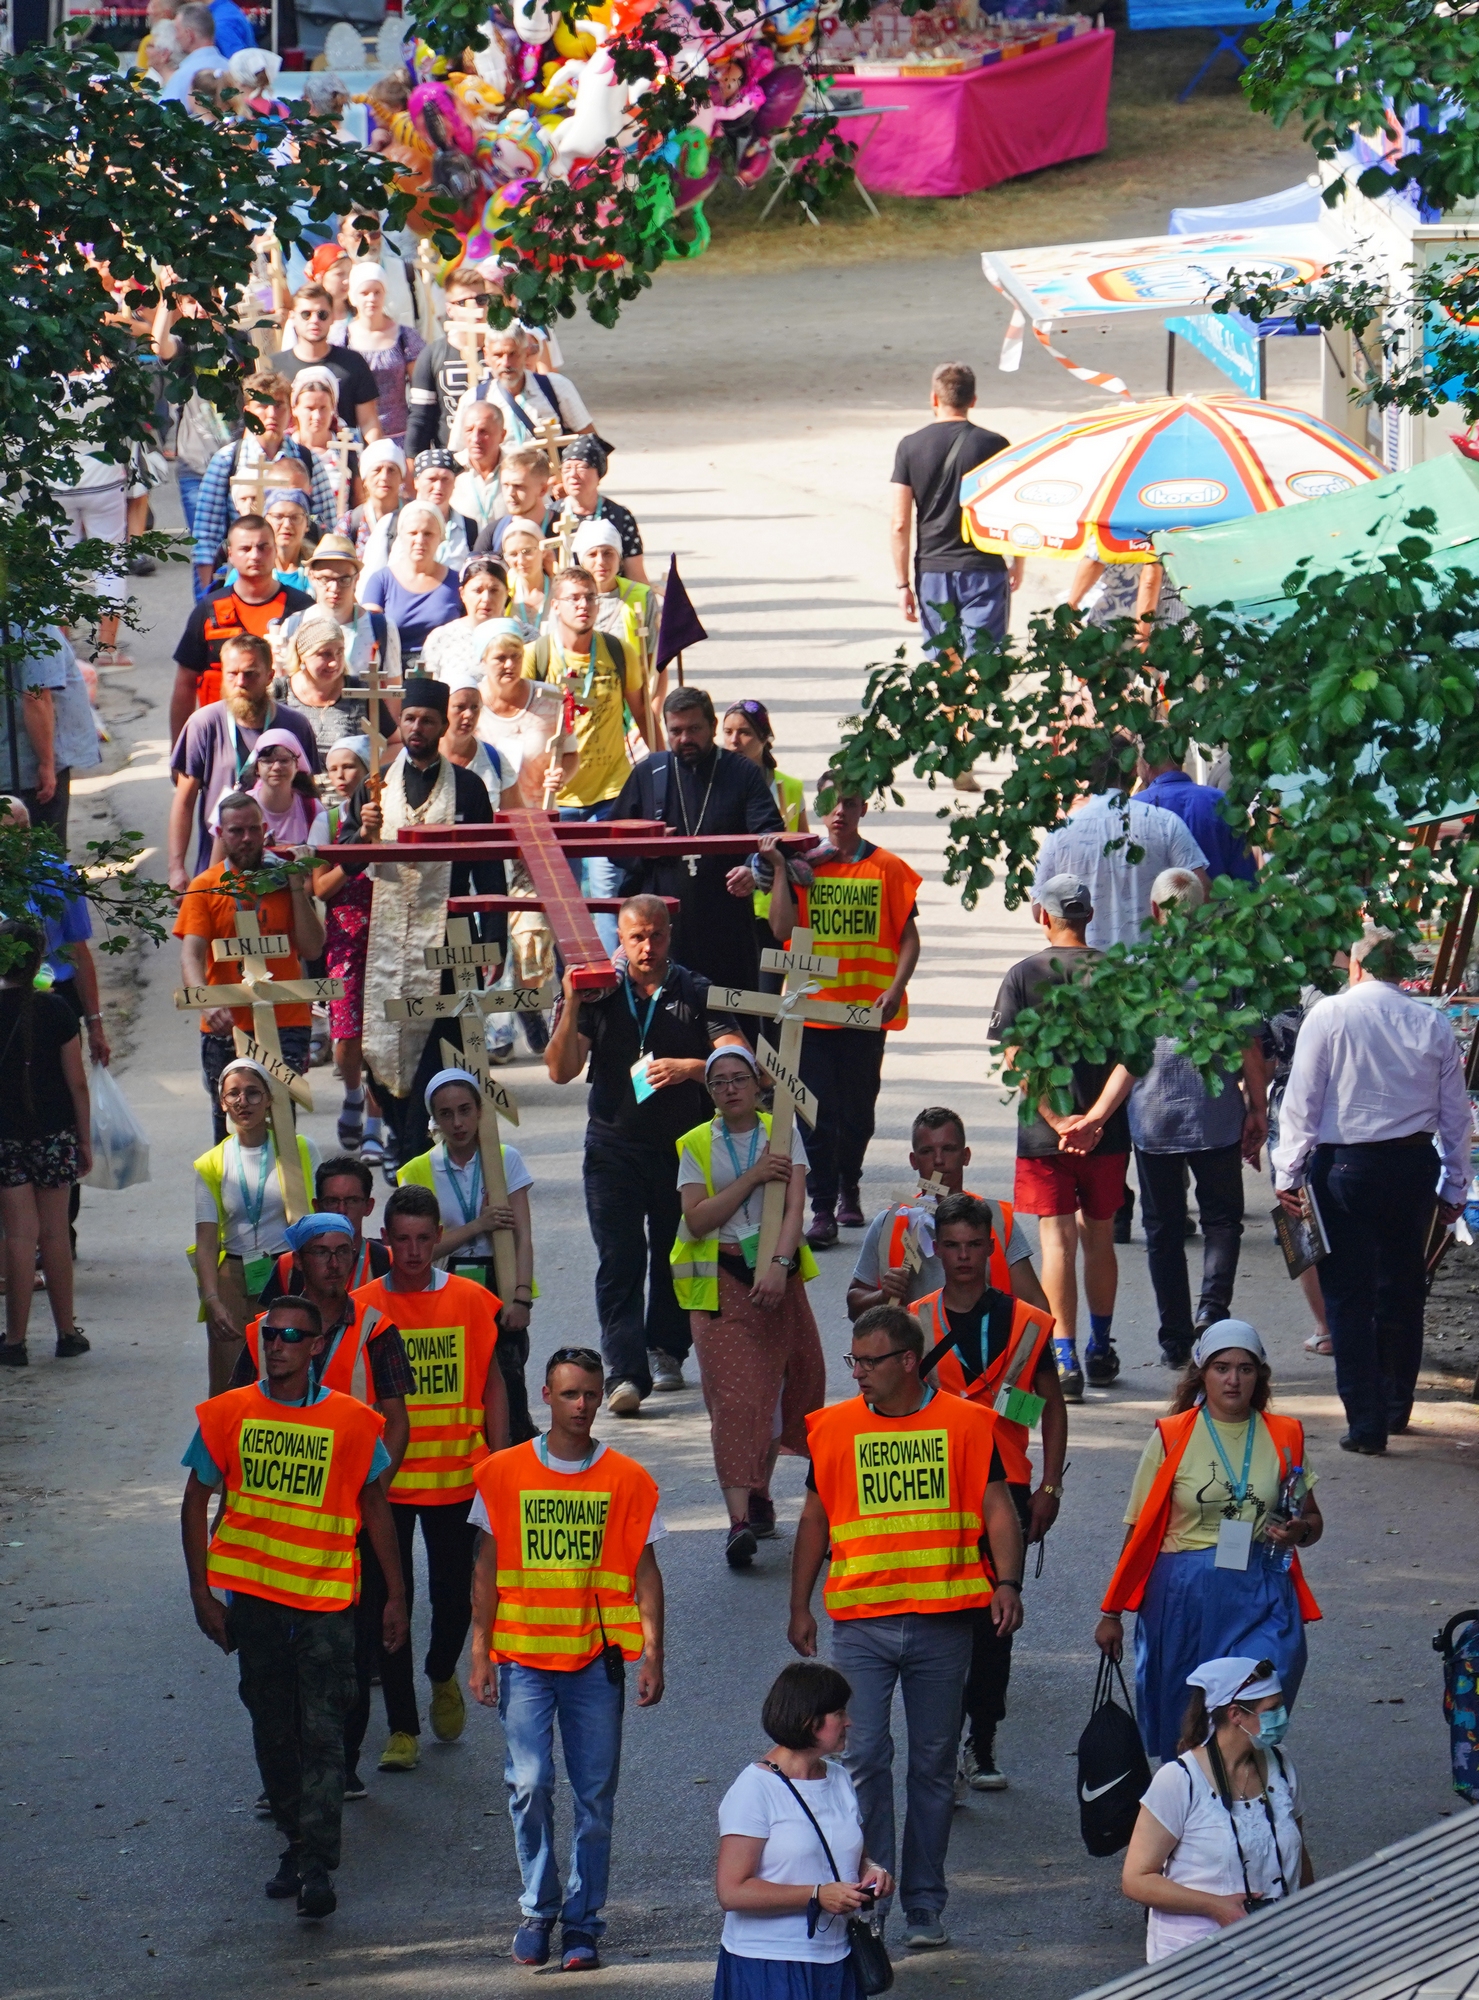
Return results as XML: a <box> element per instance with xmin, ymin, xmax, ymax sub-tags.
<box><xmin>1202</xmin><ymin>1408</ymin><xmax>1257</xmax><ymax>1508</ymax></box>
<box><xmin>440</xmin><ymin>1144</ymin><xmax>483</xmax><ymax>1225</ymax></box>
<box><xmin>355</xmin><ymin>1241</ymin><xmax>371</xmax><ymax>1289</ymax></box>
<box><xmin>551</xmin><ymin>630</ymin><xmax>597</xmax><ymax>703</ymax></box>
<box><xmin>624</xmin><ymin>976</ymin><xmax>661</xmax><ymax>1054</ymax></box>
<box><xmin>231</xmin><ymin>1136</ymin><xmax>273</xmax><ymax>1247</ymax></box>
<box><xmin>537</xmin><ymin>1433</ymin><xmax>599</xmax><ymax>1472</ymax></box>
<box><xmin>720</xmin><ymin>1120</ymin><xmax>762</xmax><ymax>1182</ymax></box>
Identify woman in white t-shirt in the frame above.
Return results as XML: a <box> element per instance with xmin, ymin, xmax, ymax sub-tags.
<box><xmin>1122</xmin><ymin>1654</ymin><xmax>1311</xmax><ymax>1962</ymax></box>
<box><xmin>716</xmin><ymin>1661</ymin><xmax>892</xmax><ymax>2000</ymax></box>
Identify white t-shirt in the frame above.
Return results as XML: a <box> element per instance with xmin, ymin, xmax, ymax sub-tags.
<box><xmin>718</xmin><ymin>1760</ymin><xmax>864</xmax><ymax>1962</ymax></box>
<box><xmin>677</xmin><ymin>1120</ymin><xmax>809</xmax><ymax>1250</ymax></box>
<box><xmin>193</xmin><ymin>1136</ymin><xmax>323</xmax><ymax>1259</ymax></box>
<box><xmin>467</xmin><ymin>1438</ymin><xmax>668</xmax><ymax>1540</ymax></box>
<box><xmin>1140</xmin><ymin>1751</ymin><xmax>1303</xmax><ymax>1963</ymax></box>
<box><xmin>428</xmin><ymin>1141</ymin><xmax>532</xmax><ymax>1260</ymax></box>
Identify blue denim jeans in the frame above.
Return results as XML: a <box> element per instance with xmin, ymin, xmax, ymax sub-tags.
<box><xmin>499</xmin><ymin>1655</ymin><xmax>625</xmax><ymax>1933</ymax></box>
<box><xmin>176</xmin><ymin>470</ymin><xmax>204</xmax><ymax>541</ymax></box>
<box><xmin>559</xmin><ymin>797</ymin><xmax>621</xmax><ymax>955</ymax></box>
<box><xmin>916</xmin><ymin>568</ymin><xmax>1010</xmax><ymax>649</ymax></box>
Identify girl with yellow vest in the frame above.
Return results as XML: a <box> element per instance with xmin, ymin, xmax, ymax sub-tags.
<box><xmin>672</xmin><ymin>1046</ymin><xmax>825</xmax><ymax>1570</ymax></box>
<box><xmin>1096</xmin><ymin>1321</ymin><xmax>1323</xmax><ymax>1762</ymax></box>
<box><xmin>721</xmin><ymin>699</ymin><xmax>809</xmax><ymax>989</ymax></box>
<box><xmin>192</xmin><ymin>1058</ymin><xmax>319</xmax><ymax>1396</ymax></box>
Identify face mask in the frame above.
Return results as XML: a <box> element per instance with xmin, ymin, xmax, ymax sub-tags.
<box><xmin>1251</xmin><ymin>1705</ymin><xmax>1289</xmax><ymax>1748</ymax></box>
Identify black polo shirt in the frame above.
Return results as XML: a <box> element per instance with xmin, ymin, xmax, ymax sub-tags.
<box><xmin>577</xmin><ymin>963</ymin><xmax>739</xmax><ymax>1149</ymax></box>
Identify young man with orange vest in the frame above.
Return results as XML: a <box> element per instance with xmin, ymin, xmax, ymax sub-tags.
<box><xmin>763</xmin><ymin>788</ymin><xmax>922</xmax><ymax>1250</ymax></box>
<box><xmin>353</xmin><ymin>1183</ymin><xmax>510</xmax><ymax>1772</ymax></box>
<box><xmin>846</xmin><ymin>1106</ymin><xmax>1050</xmax><ymax>1321</ymax></box>
<box><xmin>909</xmin><ymin>1193</ymin><xmax>1064</xmax><ymax>1794</ymax></box>
<box><xmin>180</xmin><ymin>1292</ymin><xmax>409</xmax><ymax>1919</ymax></box>
<box><xmin>469</xmin><ymin>1346</ymin><xmax>666</xmax><ymax>1972</ymax></box>
<box><xmin>789</xmin><ymin>1303</ymin><xmax>1023</xmax><ymax>1951</ymax></box>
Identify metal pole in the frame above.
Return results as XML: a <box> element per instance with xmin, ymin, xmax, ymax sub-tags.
<box><xmin>1166</xmin><ymin>330</ymin><xmax>1175</xmax><ymax>398</ymax></box>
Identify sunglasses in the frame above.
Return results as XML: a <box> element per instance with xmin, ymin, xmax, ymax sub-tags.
<box><xmin>261</xmin><ymin>1322</ymin><xmax>316</xmax><ymax>1344</ymax></box>
<box><xmin>298</xmin><ymin>307</ymin><xmax>331</xmax><ymax>321</ymax></box>
<box><xmin>548</xmin><ymin>1346</ymin><xmax>603</xmax><ymax>1372</ymax></box>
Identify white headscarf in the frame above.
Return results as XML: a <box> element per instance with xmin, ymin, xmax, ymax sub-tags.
<box><xmin>1186</xmin><ymin>1656</ymin><xmax>1282</xmax><ymax>1737</ymax></box>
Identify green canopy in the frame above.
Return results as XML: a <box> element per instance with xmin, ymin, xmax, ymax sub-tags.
<box><xmin>1155</xmin><ymin>452</ymin><xmax>1479</xmax><ymax>612</ymax></box>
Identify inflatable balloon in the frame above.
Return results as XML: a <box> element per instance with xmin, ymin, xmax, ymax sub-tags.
<box><xmin>552</xmin><ymin>43</ymin><xmax>632</xmax><ymax>170</ymax></box>
<box><xmin>511</xmin><ymin>0</ymin><xmax>553</xmax><ymax>42</ymax></box>
<box><xmin>751</xmin><ymin>61</ymin><xmax>806</xmax><ymax>135</ymax></box>
<box><xmin>410</xmin><ymin>79</ymin><xmax>480</xmax><ymax>157</ymax></box>
<box><xmin>552</xmin><ymin>16</ymin><xmax>599</xmax><ymax>59</ymax></box>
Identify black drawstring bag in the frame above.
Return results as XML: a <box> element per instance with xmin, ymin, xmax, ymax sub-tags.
<box><xmin>762</xmin><ymin>1763</ymin><xmax>894</xmax><ymax>1994</ymax></box>
<box><xmin>1077</xmin><ymin>1656</ymin><xmax>1152</xmax><ymax>1857</ymax></box>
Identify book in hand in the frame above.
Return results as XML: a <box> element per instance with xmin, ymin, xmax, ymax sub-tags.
<box><xmin>1272</xmin><ymin>1186</ymin><xmax>1330</xmax><ymax>1279</ymax></box>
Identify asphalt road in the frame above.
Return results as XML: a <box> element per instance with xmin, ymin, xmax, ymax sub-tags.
<box><xmin>3</xmin><ymin>252</ymin><xmax>1476</xmax><ymax>2000</ymax></box>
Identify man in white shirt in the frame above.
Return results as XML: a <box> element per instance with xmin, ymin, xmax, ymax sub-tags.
<box><xmin>479</xmin><ymin>328</ymin><xmax>595</xmax><ymax>442</ymax></box>
<box><xmin>450</xmin><ymin>398</ymin><xmax>506</xmax><ymax>538</ymax></box>
<box><xmin>1271</xmin><ymin>925</ymin><xmax>1470</xmax><ymax>1454</ymax></box>
<box><xmin>157</xmin><ymin>1</ymin><xmax>222</xmax><ymax>105</ymax></box>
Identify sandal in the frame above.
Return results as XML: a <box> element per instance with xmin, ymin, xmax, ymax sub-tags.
<box><xmin>1303</xmin><ymin>1331</ymin><xmax>1333</xmax><ymax>1355</ymax></box>
<box><xmin>90</xmin><ymin>644</ymin><xmax>135</xmax><ymax>670</ymax></box>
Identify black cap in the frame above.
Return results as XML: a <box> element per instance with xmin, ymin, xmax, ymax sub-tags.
<box><xmin>400</xmin><ymin>676</ymin><xmax>449</xmax><ymax>718</ymax></box>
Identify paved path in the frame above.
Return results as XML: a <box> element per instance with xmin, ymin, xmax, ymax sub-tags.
<box><xmin>4</xmin><ymin>255</ymin><xmax>1474</xmax><ymax>2000</ymax></box>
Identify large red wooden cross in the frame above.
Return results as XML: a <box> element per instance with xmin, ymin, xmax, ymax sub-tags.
<box><xmin>323</xmin><ymin>809</ymin><xmax>816</xmax><ymax>988</ymax></box>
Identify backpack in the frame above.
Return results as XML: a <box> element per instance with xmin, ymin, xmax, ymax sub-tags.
<box><xmin>1077</xmin><ymin>1656</ymin><xmax>1152</xmax><ymax>1857</ymax></box>
<box><xmin>1434</xmin><ymin>1609</ymin><xmax>1479</xmax><ymax>1801</ymax></box>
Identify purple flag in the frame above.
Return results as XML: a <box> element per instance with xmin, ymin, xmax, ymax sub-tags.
<box><xmin>655</xmin><ymin>553</ymin><xmax>707</xmax><ymax>671</ymax></box>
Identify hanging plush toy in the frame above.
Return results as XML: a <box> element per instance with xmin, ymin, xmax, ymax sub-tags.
<box><xmin>551</xmin><ymin>43</ymin><xmax>633</xmax><ymax>171</ymax></box>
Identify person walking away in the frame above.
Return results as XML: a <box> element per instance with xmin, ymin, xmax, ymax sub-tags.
<box><xmin>1095</xmin><ymin>1323</ymin><xmax>1322</xmax><ymax>1761</ymax></box>
<box><xmin>1121</xmin><ymin>1656</ymin><xmax>1311</xmax><ymax>1961</ymax></box>
<box><xmin>613</xmin><ymin>687</ymin><xmax>784</xmax><ymax>991</ymax></box>
<box><xmin>524</xmin><ymin>566</ymin><xmax>647</xmax><ymax>956</ymax></box>
<box><xmin>989</xmin><ymin>874</ymin><xmax>1133</xmax><ymax>1401</ymax></box>
<box><xmin>0</xmin><ymin>921</ymin><xmax>92</xmax><ymax>1368</ymax></box>
<box><xmin>846</xmin><ymin>1105</ymin><xmax>1048</xmax><ymax>1321</ymax></box>
<box><xmin>1263</xmin><ymin>993</ymin><xmax>1332</xmax><ymax>1356</ymax></box>
<box><xmin>180</xmin><ymin>1291</ymin><xmax>409</xmax><ymax>1917</ymax></box>
<box><xmin>397</xmin><ymin>1066</ymin><xmax>537</xmax><ymax>1443</ymax></box>
<box><xmin>673</xmin><ymin>1046</ymin><xmax>825</xmax><ymax>1567</ymax></box>
<box><xmin>469</xmin><ymin>1346</ymin><xmax>665</xmax><ymax>1971</ymax></box>
<box><xmin>1136</xmin><ymin>748</ymin><xmax>1257</xmax><ymax>888</ymax></box>
<box><xmin>174</xmin><ymin>789</ymin><xmax>324</xmax><ymax>1137</ymax></box>
<box><xmin>1130</xmin><ymin>869</ymin><xmax>1268</xmax><ymax>1366</ymax></box>
<box><xmin>762</xmin><ymin>789</ymin><xmax>920</xmax><ymax>1250</ymax></box>
<box><xmin>789</xmin><ymin>1303</ymin><xmax>1023</xmax><ymax>1950</ymax></box>
<box><xmin>192</xmin><ymin>1057</ymin><xmax>319</xmax><ymax>1391</ymax></box>
<box><xmin>1271</xmin><ymin>924</ymin><xmax>1470</xmax><ymax>1455</ymax></box>
<box><xmin>545</xmin><ymin>894</ymin><xmax>747</xmax><ymax>1410</ymax></box>
<box><xmin>353</xmin><ymin>1183</ymin><xmax>509</xmax><ymax>1769</ymax></box>
<box><xmin>715</xmin><ymin>1661</ymin><xmax>893</xmax><ymax>2000</ymax></box>
<box><xmin>909</xmin><ymin>1193</ymin><xmax>1062</xmax><ymax>1791</ymax></box>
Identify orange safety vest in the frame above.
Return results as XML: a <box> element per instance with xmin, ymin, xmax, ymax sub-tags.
<box><xmin>1102</xmin><ymin>1406</ymin><xmax>1321</xmax><ymax>1621</ymax></box>
<box><xmin>885</xmin><ymin>1194</ymin><xmax>1015</xmax><ymax>1295</ymax></box>
<box><xmin>792</xmin><ymin>845</ymin><xmax>922</xmax><ymax>1032</ymax></box>
<box><xmin>911</xmin><ymin>1287</ymin><xmax>1054</xmax><ymax>1486</ymax></box>
<box><xmin>194</xmin><ymin>1383</ymin><xmax>383</xmax><ymax>1612</ymax></box>
<box><xmin>805</xmin><ymin>1390</ymin><xmax>1001</xmax><ymax>1621</ymax></box>
<box><xmin>473</xmin><ymin>1439</ymin><xmax>659</xmax><ymax>1672</ymax></box>
<box><xmin>353</xmin><ymin>1270</ymin><xmax>501</xmax><ymax>1504</ymax></box>
<box><xmin>244</xmin><ymin>1293</ymin><xmax>389</xmax><ymax>1404</ymax></box>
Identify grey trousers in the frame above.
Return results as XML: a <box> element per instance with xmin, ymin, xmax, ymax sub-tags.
<box><xmin>832</xmin><ymin>1611</ymin><xmax>973</xmax><ymax>1917</ymax></box>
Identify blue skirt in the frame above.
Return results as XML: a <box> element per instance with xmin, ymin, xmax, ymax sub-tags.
<box><xmin>1134</xmin><ymin>1544</ymin><xmax>1308</xmax><ymax>1763</ymax></box>
<box><xmin>714</xmin><ymin>1945</ymin><xmax>863</xmax><ymax>2000</ymax></box>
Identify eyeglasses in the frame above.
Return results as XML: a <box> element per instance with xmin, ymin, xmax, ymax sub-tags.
<box><xmin>298</xmin><ymin>307</ymin><xmax>331</xmax><ymax>321</ymax></box>
<box><xmin>709</xmin><ymin>1073</ymin><xmax>754</xmax><ymax>1091</ymax></box>
<box><xmin>261</xmin><ymin>1323</ymin><xmax>315</xmax><ymax>1344</ymax></box>
<box><xmin>842</xmin><ymin>1347</ymin><xmax>912</xmax><ymax>1373</ymax></box>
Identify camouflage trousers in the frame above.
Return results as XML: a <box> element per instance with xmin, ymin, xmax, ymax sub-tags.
<box><xmin>227</xmin><ymin>1594</ymin><xmax>357</xmax><ymax>1872</ymax></box>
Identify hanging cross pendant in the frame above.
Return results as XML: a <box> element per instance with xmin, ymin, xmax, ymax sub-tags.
<box><xmin>683</xmin><ymin>854</ymin><xmax>700</xmax><ymax>878</ymax></box>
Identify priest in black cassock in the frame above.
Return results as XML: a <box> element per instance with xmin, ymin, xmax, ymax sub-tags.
<box><xmin>611</xmin><ymin>686</ymin><xmax>783</xmax><ymax>991</ymax></box>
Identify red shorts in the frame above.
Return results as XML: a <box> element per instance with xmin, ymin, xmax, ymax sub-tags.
<box><xmin>1014</xmin><ymin>1150</ymin><xmax>1129</xmax><ymax>1220</ymax></box>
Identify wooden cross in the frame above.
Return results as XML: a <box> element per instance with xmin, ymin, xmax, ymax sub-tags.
<box><xmin>899</xmin><ymin>1170</ymin><xmax>948</xmax><ymax>1274</ymax></box>
<box><xmin>173</xmin><ymin>904</ymin><xmax>343</xmax><ymax>1222</ymax></box>
<box><xmin>547</xmin><ymin>495</ymin><xmax>578</xmax><ymax>572</ymax></box>
<box><xmin>365</xmin><ymin>641</ymin><xmax>385</xmax><ymax>802</ymax></box>
<box><xmin>531</xmin><ymin>413</ymin><xmax>582</xmax><ymax>462</ymax></box>
<box><xmin>381</xmin><ymin>915</ymin><xmax>554</xmax><ymax>1300</ymax></box>
<box><xmin>333</xmin><ymin>423</ymin><xmax>355</xmax><ymax>529</ymax></box>
<box><xmin>705</xmin><ymin>927</ymin><xmax>884</xmax><ymax>1270</ymax></box>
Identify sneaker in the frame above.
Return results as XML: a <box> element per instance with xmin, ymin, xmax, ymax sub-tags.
<box><xmin>512</xmin><ymin>1916</ymin><xmax>554</xmax><ymax>1966</ymax></box>
<box><xmin>1052</xmin><ymin>1335</ymin><xmax>1083</xmax><ymax>1403</ymax></box>
<box><xmin>309</xmin><ymin>1029</ymin><xmax>331</xmax><ymax>1069</ymax></box>
<box><xmin>378</xmin><ymin>1730</ymin><xmax>419</xmax><ymax>1772</ymax></box>
<box><xmin>837</xmin><ymin>1187</ymin><xmax>865</xmax><ymax>1229</ymax></box>
<box><xmin>953</xmin><ymin>770</ymin><xmax>982</xmax><ymax>792</ymax></box>
<box><xmin>725</xmin><ymin>1521</ymin><xmax>758</xmax><ymax>1568</ymax></box>
<box><xmin>561</xmin><ymin>1929</ymin><xmax>600</xmax><ymax>1970</ymax></box>
<box><xmin>126</xmin><ymin>551</ymin><xmax>158</xmax><ymax>577</ymax></box>
<box><xmin>1159</xmin><ymin>1342</ymin><xmax>1192</xmax><ymax>1370</ymax></box>
<box><xmin>343</xmin><ymin>1767</ymin><xmax>367</xmax><ymax>1801</ymax></box>
<box><xmin>962</xmin><ymin>1738</ymin><xmax>1007</xmax><ymax>1791</ymax></box>
<box><xmin>521</xmin><ymin>1011</ymin><xmax>551</xmax><ymax>1056</ymax></box>
<box><xmin>747</xmin><ymin>1492</ymin><xmax>778</xmax><ymax>1539</ymax></box>
<box><xmin>903</xmin><ymin>1910</ymin><xmax>949</xmax><ymax>1949</ymax></box>
<box><xmin>55</xmin><ymin>1327</ymin><xmax>90</xmax><ymax>1358</ymax></box>
<box><xmin>649</xmin><ymin>1349</ymin><xmax>685</xmax><ymax>1392</ymax></box>
<box><xmin>297</xmin><ymin>1866</ymin><xmax>336</xmax><ymax>1919</ymax></box>
<box><xmin>429</xmin><ymin>1675</ymin><xmax>466</xmax><ymax>1742</ymax></box>
<box><xmin>1084</xmin><ymin>1339</ymin><xmax>1120</xmax><ymax>1387</ymax></box>
<box><xmin>805</xmin><ymin>1209</ymin><xmax>838</xmax><ymax>1250</ymax></box>
<box><xmin>488</xmin><ymin>1040</ymin><xmax>516</xmax><ymax>1066</ymax></box>
<box><xmin>0</xmin><ymin>1342</ymin><xmax>28</xmax><ymax>1368</ymax></box>
<box><xmin>255</xmin><ymin>1789</ymin><xmax>273</xmax><ymax>1817</ymax></box>
<box><xmin>1339</xmin><ymin>1432</ymin><xmax>1386</xmax><ymax>1456</ymax></box>
<box><xmin>606</xmin><ymin>1379</ymin><xmax>642</xmax><ymax>1417</ymax></box>
<box><xmin>265</xmin><ymin>1847</ymin><xmax>301</xmax><ymax>1899</ymax></box>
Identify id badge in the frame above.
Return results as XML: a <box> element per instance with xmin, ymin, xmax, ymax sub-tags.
<box><xmin>630</xmin><ymin>1056</ymin><xmax>656</xmax><ymax>1104</ymax></box>
<box><xmin>452</xmin><ymin>1259</ymin><xmax>492</xmax><ymax>1290</ymax></box>
<box><xmin>997</xmin><ymin>1385</ymin><xmax>1046</xmax><ymax>1430</ymax></box>
<box><xmin>243</xmin><ymin>1253</ymin><xmax>273</xmax><ymax>1299</ymax></box>
<box><xmin>739</xmin><ymin>1230</ymin><xmax>760</xmax><ymax>1270</ymax></box>
<box><xmin>1215</xmin><ymin>1517</ymin><xmax>1254</xmax><ymax>1571</ymax></box>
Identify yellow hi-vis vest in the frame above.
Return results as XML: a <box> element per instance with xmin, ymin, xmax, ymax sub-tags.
<box><xmin>670</xmin><ymin>1114</ymin><xmax>820</xmax><ymax>1310</ymax></box>
<box><xmin>754</xmin><ymin>771</ymin><xmax>807</xmax><ymax>922</ymax></box>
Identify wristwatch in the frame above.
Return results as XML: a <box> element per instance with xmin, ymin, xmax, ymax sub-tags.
<box><xmin>1039</xmin><ymin>1481</ymin><xmax>1063</xmax><ymax>1498</ymax></box>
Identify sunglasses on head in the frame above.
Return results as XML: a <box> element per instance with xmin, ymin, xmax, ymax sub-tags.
<box><xmin>548</xmin><ymin>1346</ymin><xmax>603</xmax><ymax>1372</ymax></box>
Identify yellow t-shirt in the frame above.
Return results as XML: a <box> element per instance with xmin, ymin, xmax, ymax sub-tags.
<box><xmin>1124</xmin><ymin>1413</ymin><xmax>1318</xmax><ymax>1554</ymax></box>
<box><xmin>523</xmin><ymin>632</ymin><xmax>643</xmax><ymax>809</ymax></box>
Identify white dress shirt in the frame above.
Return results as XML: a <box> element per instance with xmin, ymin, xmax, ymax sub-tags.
<box><xmin>1032</xmin><ymin>793</ymin><xmax>1208</xmax><ymax>950</ymax></box>
<box><xmin>158</xmin><ymin>44</ymin><xmax>224</xmax><ymax>103</ymax></box>
<box><xmin>1269</xmin><ymin>976</ymin><xmax>1472</xmax><ymax>1200</ymax></box>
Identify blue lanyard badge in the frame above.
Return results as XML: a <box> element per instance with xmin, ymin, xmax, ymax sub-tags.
<box><xmin>1202</xmin><ymin>1407</ymin><xmax>1257</xmax><ymax>1507</ymax></box>
<box><xmin>721</xmin><ymin>1122</ymin><xmax>763</xmax><ymax>1268</ymax></box>
<box><xmin>232</xmin><ymin>1136</ymin><xmax>273</xmax><ymax>1244</ymax></box>
<box><xmin>626</xmin><ymin>978</ymin><xmax>662</xmax><ymax>1102</ymax></box>
<box><xmin>537</xmin><ymin>1433</ymin><xmax>598</xmax><ymax>1473</ymax></box>
<box><xmin>1204</xmin><ymin>1410</ymin><xmax>1258</xmax><ymax>1572</ymax></box>
<box><xmin>442</xmin><ymin>1146</ymin><xmax>484</xmax><ymax>1225</ymax></box>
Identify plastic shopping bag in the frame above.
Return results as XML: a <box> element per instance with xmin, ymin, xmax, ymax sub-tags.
<box><xmin>83</xmin><ymin>1061</ymin><xmax>151</xmax><ymax>1190</ymax></box>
